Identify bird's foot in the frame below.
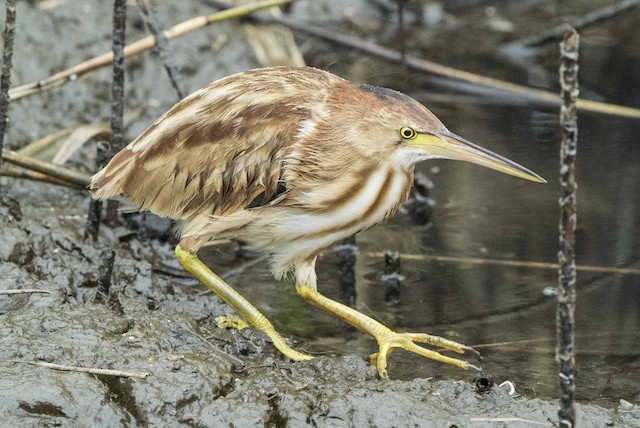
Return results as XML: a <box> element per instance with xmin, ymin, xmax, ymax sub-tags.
<box><xmin>217</xmin><ymin>313</ymin><xmax>250</xmax><ymax>330</ymax></box>
<box><xmin>369</xmin><ymin>329</ymin><xmax>482</xmax><ymax>379</ymax></box>
<box><xmin>216</xmin><ymin>313</ymin><xmax>313</xmax><ymax>361</ymax></box>
<box><xmin>175</xmin><ymin>245</ymin><xmax>312</xmax><ymax>362</ymax></box>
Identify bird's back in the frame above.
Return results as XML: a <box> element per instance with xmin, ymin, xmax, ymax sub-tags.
<box><xmin>90</xmin><ymin>66</ymin><xmax>340</xmax><ymax>221</ymax></box>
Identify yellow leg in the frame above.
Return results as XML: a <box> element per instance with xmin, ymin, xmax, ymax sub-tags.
<box><xmin>175</xmin><ymin>244</ymin><xmax>312</xmax><ymax>362</ymax></box>
<box><xmin>296</xmin><ymin>283</ymin><xmax>481</xmax><ymax>379</ymax></box>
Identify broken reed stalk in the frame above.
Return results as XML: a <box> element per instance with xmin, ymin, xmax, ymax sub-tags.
<box><xmin>8</xmin><ymin>0</ymin><xmax>296</xmax><ymax>101</ymax></box>
<box><xmin>85</xmin><ymin>0</ymin><xmax>127</xmax><ymax>241</ymax></box>
<box><xmin>1</xmin><ymin>149</ymin><xmax>92</xmax><ymax>187</ymax></box>
<box><xmin>0</xmin><ymin>0</ymin><xmax>17</xmax><ymax>167</ymax></box>
<box><xmin>364</xmin><ymin>252</ymin><xmax>640</xmax><ymax>276</ymax></box>
<box><xmin>136</xmin><ymin>0</ymin><xmax>185</xmax><ymax>100</ymax></box>
<box><xmin>557</xmin><ymin>28</ymin><xmax>579</xmax><ymax>428</ymax></box>
<box><xmin>0</xmin><ymin>165</ymin><xmax>85</xmax><ymax>188</ymax></box>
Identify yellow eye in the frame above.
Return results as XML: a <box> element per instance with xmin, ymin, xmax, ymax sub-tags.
<box><xmin>399</xmin><ymin>127</ymin><xmax>416</xmax><ymax>139</ymax></box>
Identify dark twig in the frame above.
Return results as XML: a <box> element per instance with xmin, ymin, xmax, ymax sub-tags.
<box><xmin>136</xmin><ymin>0</ymin><xmax>185</xmax><ymax>100</ymax></box>
<box><xmin>505</xmin><ymin>0</ymin><xmax>640</xmax><ymax>49</ymax></box>
<box><xmin>0</xmin><ymin>0</ymin><xmax>17</xmax><ymax>167</ymax></box>
<box><xmin>84</xmin><ymin>191</ymin><xmax>102</xmax><ymax>241</ymax></box>
<box><xmin>557</xmin><ymin>28</ymin><xmax>579</xmax><ymax>428</ymax></box>
<box><xmin>107</xmin><ymin>0</ymin><xmax>128</xmax><ymax>223</ymax></box>
<box><xmin>86</xmin><ymin>0</ymin><xmax>128</xmax><ymax>240</ymax></box>
<box><xmin>95</xmin><ymin>249</ymin><xmax>116</xmax><ymax>303</ymax></box>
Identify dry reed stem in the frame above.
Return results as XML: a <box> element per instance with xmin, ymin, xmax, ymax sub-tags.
<box><xmin>0</xmin><ymin>165</ymin><xmax>84</xmax><ymax>188</ymax></box>
<box><xmin>1</xmin><ymin>149</ymin><xmax>92</xmax><ymax>187</ymax></box>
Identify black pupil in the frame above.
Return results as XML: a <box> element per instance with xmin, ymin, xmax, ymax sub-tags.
<box><xmin>403</xmin><ymin>129</ymin><xmax>412</xmax><ymax>137</ymax></box>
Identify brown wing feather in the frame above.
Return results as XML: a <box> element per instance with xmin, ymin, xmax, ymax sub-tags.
<box><xmin>90</xmin><ymin>66</ymin><xmax>337</xmax><ymax>220</ymax></box>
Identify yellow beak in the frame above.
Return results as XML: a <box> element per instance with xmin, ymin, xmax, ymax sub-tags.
<box><xmin>411</xmin><ymin>130</ymin><xmax>546</xmax><ymax>183</ymax></box>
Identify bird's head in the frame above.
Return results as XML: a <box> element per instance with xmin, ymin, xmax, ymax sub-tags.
<box><xmin>344</xmin><ymin>82</ymin><xmax>545</xmax><ymax>184</ymax></box>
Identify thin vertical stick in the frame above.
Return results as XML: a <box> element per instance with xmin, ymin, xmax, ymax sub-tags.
<box><xmin>0</xmin><ymin>0</ymin><xmax>17</xmax><ymax>166</ymax></box>
<box><xmin>136</xmin><ymin>0</ymin><xmax>185</xmax><ymax>100</ymax></box>
<box><xmin>557</xmin><ymin>28</ymin><xmax>579</xmax><ymax>428</ymax></box>
<box><xmin>93</xmin><ymin>248</ymin><xmax>116</xmax><ymax>304</ymax></box>
<box><xmin>85</xmin><ymin>0</ymin><xmax>128</xmax><ymax>240</ymax></box>
<box><xmin>110</xmin><ymin>0</ymin><xmax>127</xmax><ymax>158</ymax></box>
<box><xmin>106</xmin><ymin>0</ymin><xmax>128</xmax><ymax>225</ymax></box>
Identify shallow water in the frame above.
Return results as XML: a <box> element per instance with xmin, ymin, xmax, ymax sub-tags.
<box><xmin>201</xmin><ymin>5</ymin><xmax>640</xmax><ymax>407</ymax></box>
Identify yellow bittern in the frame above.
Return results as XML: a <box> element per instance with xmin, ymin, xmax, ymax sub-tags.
<box><xmin>91</xmin><ymin>66</ymin><xmax>544</xmax><ymax>379</ymax></box>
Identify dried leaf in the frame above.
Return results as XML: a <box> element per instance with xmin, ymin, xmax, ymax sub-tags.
<box><xmin>51</xmin><ymin>124</ymin><xmax>111</xmax><ymax>165</ymax></box>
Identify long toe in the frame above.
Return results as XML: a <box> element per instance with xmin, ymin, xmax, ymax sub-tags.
<box><xmin>401</xmin><ymin>332</ymin><xmax>482</xmax><ymax>359</ymax></box>
<box><xmin>217</xmin><ymin>314</ymin><xmax>250</xmax><ymax>330</ymax></box>
<box><xmin>372</xmin><ymin>329</ymin><xmax>481</xmax><ymax>379</ymax></box>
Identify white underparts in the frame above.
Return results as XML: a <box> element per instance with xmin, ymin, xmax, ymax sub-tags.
<box><xmin>256</xmin><ymin>164</ymin><xmax>410</xmax><ymax>279</ymax></box>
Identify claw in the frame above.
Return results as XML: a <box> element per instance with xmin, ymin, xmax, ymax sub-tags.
<box><xmin>217</xmin><ymin>314</ymin><xmax>250</xmax><ymax>330</ymax></box>
<box><xmin>462</xmin><ymin>345</ymin><xmax>483</xmax><ymax>361</ymax></box>
<box><xmin>465</xmin><ymin>362</ymin><xmax>483</xmax><ymax>372</ymax></box>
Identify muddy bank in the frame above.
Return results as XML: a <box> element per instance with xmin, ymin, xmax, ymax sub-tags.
<box><xmin>1</xmin><ymin>1</ymin><xmax>639</xmax><ymax>427</ymax></box>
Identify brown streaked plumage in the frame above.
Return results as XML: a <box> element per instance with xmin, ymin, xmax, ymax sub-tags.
<box><xmin>91</xmin><ymin>66</ymin><xmax>545</xmax><ymax>379</ymax></box>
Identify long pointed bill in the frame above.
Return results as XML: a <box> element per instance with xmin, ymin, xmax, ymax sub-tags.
<box><xmin>411</xmin><ymin>130</ymin><xmax>546</xmax><ymax>183</ymax></box>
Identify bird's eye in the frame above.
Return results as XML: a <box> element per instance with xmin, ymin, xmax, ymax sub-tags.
<box><xmin>399</xmin><ymin>127</ymin><xmax>417</xmax><ymax>139</ymax></box>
